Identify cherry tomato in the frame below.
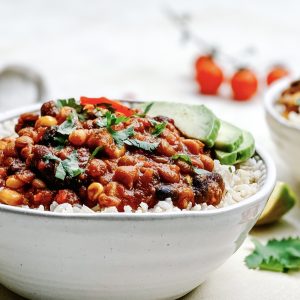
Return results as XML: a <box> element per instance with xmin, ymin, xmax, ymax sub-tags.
<box><xmin>266</xmin><ymin>66</ymin><xmax>289</xmax><ymax>85</ymax></box>
<box><xmin>195</xmin><ymin>55</ymin><xmax>224</xmax><ymax>95</ymax></box>
<box><xmin>230</xmin><ymin>68</ymin><xmax>258</xmax><ymax>101</ymax></box>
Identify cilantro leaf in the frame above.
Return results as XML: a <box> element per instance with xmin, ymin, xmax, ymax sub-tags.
<box><xmin>109</xmin><ymin>126</ymin><xmax>134</xmax><ymax>148</ymax></box>
<box><xmin>56</xmin><ymin>98</ymin><xmax>88</xmax><ymax>121</ymax></box>
<box><xmin>124</xmin><ymin>139</ymin><xmax>159</xmax><ymax>151</ymax></box>
<box><xmin>142</xmin><ymin>102</ymin><xmax>154</xmax><ymax>116</ymax></box>
<box><xmin>152</xmin><ymin>122</ymin><xmax>166</xmax><ymax>137</ymax></box>
<box><xmin>57</xmin><ymin>98</ymin><xmax>82</xmax><ymax>114</ymax></box>
<box><xmin>172</xmin><ymin>154</ymin><xmax>192</xmax><ymax>165</ymax></box>
<box><xmin>96</xmin><ymin>118</ymin><xmax>107</xmax><ymax>128</ymax></box>
<box><xmin>57</xmin><ymin>112</ymin><xmax>77</xmax><ymax>135</ymax></box>
<box><xmin>245</xmin><ymin>237</ymin><xmax>300</xmax><ymax>273</ymax></box>
<box><xmin>96</xmin><ymin>112</ymin><xmax>129</xmax><ymax>129</ymax></box>
<box><xmin>90</xmin><ymin>146</ymin><xmax>104</xmax><ymax>159</ymax></box>
<box><xmin>105</xmin><ymin>111</ymin><xmax>129</xmax><ymax>127</ymax></box>
<box><xmin>44</xmin><ymin>151</ymin><xmax>84</xmax><ymax>180</ymax></box>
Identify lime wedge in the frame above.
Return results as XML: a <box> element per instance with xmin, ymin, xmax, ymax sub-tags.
<box><xmin>256</xmin><ymin>182</ymin><xmax>297</xmax><ymax>226</ymax></box>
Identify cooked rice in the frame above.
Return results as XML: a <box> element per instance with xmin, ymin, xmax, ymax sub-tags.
<box><xmin>20</xmin><ymin>156</ymin><xmax>265</xmax><ymax>214</ymax></box>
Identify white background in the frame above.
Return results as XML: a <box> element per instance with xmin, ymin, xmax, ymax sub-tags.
<box><xmin>0</xmin><ymin>0</ymin><xmax>299</xmax><ymax>299</ymax></box>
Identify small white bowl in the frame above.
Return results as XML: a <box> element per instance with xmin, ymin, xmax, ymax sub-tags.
<box><xmin>264</xmin><ymin>78</ymin><xmax>300</xmax><ymax>181</ymax></box>
<box><xmin>0</xmin><ymin>104</ymin><xmax>276</xmax><ymax>300</ymax></box>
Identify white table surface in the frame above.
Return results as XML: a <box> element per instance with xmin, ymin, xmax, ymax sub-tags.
<box><xmin>0</xmin><ymin>0</ymin><xmax>300</xmax><ymax>299</ymax></box>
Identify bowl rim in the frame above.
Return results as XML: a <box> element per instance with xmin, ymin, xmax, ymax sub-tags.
<box><xmin>0</xmin><ymin>102</ymin><xmax>276</xmax><ymax>219</ymax></box>
<box><xmin>264</xmin><ymin>77</ymin><xmax>300</xmax><ymax>132</ymax></box>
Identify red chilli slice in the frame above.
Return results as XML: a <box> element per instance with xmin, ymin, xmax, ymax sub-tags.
<box><xmin>80</xmin><ymin>97</ymin><xmax>135</xmax><ymax>116</ymax></box>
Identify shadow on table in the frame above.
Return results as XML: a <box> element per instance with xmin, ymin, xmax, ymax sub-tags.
<box><xmin>0</xmin><ymin>284</ymin><xmax>26</xmax><ymax>300</ymax></box>
<box><xmin>251</xmin><ymin>219</ymin><xmax>298</xmax><ymax>238</ymax></box>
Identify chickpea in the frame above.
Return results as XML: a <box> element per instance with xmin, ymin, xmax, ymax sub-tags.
<box><xmin>156</xmin><ymin>140</ymin><xmax>176</xmax><ymax>157</ymax></box>
<box><xmin>18</xmin><ymin>127</ymin><xmax>38</xmax><ymax>142</ymax></box>
<box><xmin>199</xmin><ymin>154</ymin><xmax>214</xmax><ymax>172</ymax></box>
<box><xmin>16</xmin><ymin>170</ymin><xmax>35</xmax><ymax>184</ymax></box>
<box><xmin>6</xmin><ymin>176</ymin><xmax>25</xmax><ymax>189</ymax></box>
<box><xmin>69</xmin><ymin>129</ymin><xmax>87</xmax><ymax>146</ymax></box>
<box><xmin>182</xmin><ymin>139</ymin><xmax>204</xmax><ymax>155</ymax></box>
<box><xmin>105</xmin><ymin>146</ymin><xmax>126</xmax><ymax>159</ymax></box>
<box><xmin>35</xmin><ymin>116</ymin><xmax>58</xmax><ymax>128</ymax></box>
<box><xmin>177</xmin><ymin>187</ymin><xmax>195</xmax><ymax>209</ymax></box>
<box><xmin>20</xmin><ymin>145</ymin><xmax>33</xmax><ymax>159</ymax></box>
<box><xmin>32</xmin><ymin>178</ymin><xmax>46</xmax><ymax>189</ymax></box>
<box><xmin>157</xmin><ymin>165</ymin><xmax>180</xmax><ymax>183</ymax></box>
<box><xmin>83</xmin><ymin>104</ymin><xmax>94</xmax><ymax>112</ymax></box>
<box><xmin>0</xmin><ymin>140</ymin><xmax>8</xmax><ymax>150</ymax></box>
<box><xmin>58</xmin><ymin>106</ymin><xmax>75</xmax><ymax>122</ymax></box>
<box><xmin>87</xmin><ymin>182</ymin><xmax>104</xmax><ymax>202</ymax></box>
<box><xmin>3</xmin><ymin>141</ymin><xmax>17</xmax><ymax>157</ymax></box>
<box><xmin>98</xmin><ymin>194</ymin><xmax>121</xmax><ymax>208</ymax></box>
<box><xmin>0</xmin><ymin>188</ymin><xmax>23</xmax><ymax>205</ymax></box>
<box><xmin>86</xmin><ymin>159</ymin><xmax>107</xmax><ymax>178</ymax></box>
<box><xmin>15</xmin><ymin>136</ymin><xmax>34</xmax><ymax>148</ymax></box>
<box><xmin>118</xmin><ymin>155</ymin><xmax>137</xmax><ymax>166</ymax></box>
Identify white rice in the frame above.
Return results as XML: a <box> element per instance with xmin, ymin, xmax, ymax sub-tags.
<box><xmin>21</xmin><ymin>156</ymin><xmax>265</xmax><ymax>214</ymax></box>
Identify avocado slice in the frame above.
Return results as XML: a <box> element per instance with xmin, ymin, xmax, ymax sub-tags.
<box><xmin>256</xmin><ymin>182</ymin><xmax>297</xmax><ymax>226</ymax></box>
<box><xmin>215</xmin><ymin>131</ymin><xmax>255</xmax><ymax>165</ymax></box>
<box><xmin>138</xmin><ymin>102</ymin><xmax>220</xmax><ymax>147</ymax></box>
<box><xmin>214</xmin><ymin>120</ymin><xmax>243</xmax><ymax>152</ymax></box>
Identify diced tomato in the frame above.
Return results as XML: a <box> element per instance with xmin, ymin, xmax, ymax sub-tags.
<box><xmin>80</xmin><ymin>97</ymin><xmax>135</xmax><ymax>116</ymax></box>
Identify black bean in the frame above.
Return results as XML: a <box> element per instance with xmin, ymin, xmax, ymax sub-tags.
<box><xmin>155</xmin><ymin>185</ymin><xmax>179</xmax><ymax>201</ymax></box>
<box><xmin>192</xmin><ymin>172</ymin><xmax>225</xmax><ymax>205</ymax></box>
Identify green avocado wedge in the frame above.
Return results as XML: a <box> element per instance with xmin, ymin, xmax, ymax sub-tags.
<box><xmin>138</xmin><ymin>102</ymin><xmax>220</xmax><ymax>147</ymax></box>
<box><xmin>256</xmin><ymin>182</ymin><xmax>297</xmax><ymax>226</ymax></box>
<box><xmin>214</xmin><ymin>120</ymin><xmax>243</xmax><ymax>152</ymax></box>
<box><xmin>215</xmin><ymin>131</ymin><xmax>255</xmax><ymax>165</ymax></box>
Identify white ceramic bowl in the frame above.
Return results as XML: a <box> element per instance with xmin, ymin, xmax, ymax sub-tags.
<box><xmin>264</xmin><ymin>78</ymin><xmax>300</xmax><ymax>181</ymax></box>
<box><xmin>0</xmin><ymin>105</ymin><xmax>276</xmax><ymax>300</ymax></box>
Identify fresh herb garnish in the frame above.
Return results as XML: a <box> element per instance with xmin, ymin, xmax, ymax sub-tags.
<box><xmin>152</xmin><ymin>122</ymin><xmax>166</xmax><ymax>137</ymax></box>
<box><xmin>96</xmin><ymin>112</ymin><xmax>129</xmax><ymax>129</ymax></box>
<box><xmin>96</xmin><ymin>118</ymin><xmax>107</xmax><ymax>128</ymax></box>
<box><xmin>57</xmin><ymin>98</ymin><xmax>82</xmax><ymax>113</ymax></box>
<box><xmin>172</xmin><ymin>154</ymin><xmax>192</xmax><ymax>165</ymax></box>
<box><xmin>109</xmin><ymin>126</ymin><xmax>135</xmax><ymax>147</ymax></box>
<box><xmin>96</xmin><ymin>111</ymin><xmax>133</xmax><ymax>147</ymax></box>
<box><xmin>142</xmin><ymin>102</ymin><xmax>154</xmax><ymax>116</ymax></box>
<box><xmin>56</xmin><ymin>98</ymin><xmax>87</xmax><ymax>121</ymax></box>
<box><xmin>57</xmin><ymin>112</ymin><xmax>77</xmax><ymax>135</ymax></box>
<box><xmin>245</xmin><ymin>237</ymin><xmax>300</xmax><ymax>273</ymax></box>
<box><xmin>296</xmin><ymin>99</ymin><xmax>300</xmax><ymax>106</ymax></box>
<box><xmin>135</xmin><ymin>102</ymin><xmax>154</xmax><ymax>117</ymax></box>
<box><xmin>124</xmin><ymin>139</ymin><xmax>159</xmax><ymax>151</ymax></box>
<box><xmin>90</xmin><ymin>146</ymin><xmax>104</xmax><ymax>159</ymax></box>
<box><xmin>105</xmin><ymin>111</ymin><xmax>129</xmax><ymax>126</ymax></box>
<box><xmin>44</xmin><ymin>151</ymin><xmax>84</xmax><ymax>180</ymax></box>
<box><xmin>51</xmin><ymin>112</ymin><xmax>78</xmax><ymax>145</ymax></box>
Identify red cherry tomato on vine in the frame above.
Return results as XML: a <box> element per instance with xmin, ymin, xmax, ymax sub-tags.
<box><xmin>266</xmin><ymin>66</ymin><xmax>289</xmax><ymax>85</ymax></box>
<box><xmin>195</xmin><ymin>55</ymin><xmax>224</xmax><ymax>95</ymax></box>
<box><xmin>230</xmin><ymin>68</ymin><xmax>258</xmax><ymax>101</ymax></box>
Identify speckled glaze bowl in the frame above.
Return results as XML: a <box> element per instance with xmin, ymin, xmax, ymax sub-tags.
<box><xmin>264</xmin><ymin>78</ymin><xmax>300</xmax><ymax>181</ymax></box>
<box><xmin>0</xmin><ymin>104</ymin><xmax>276</xmax><ymax>300</ymax></box>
